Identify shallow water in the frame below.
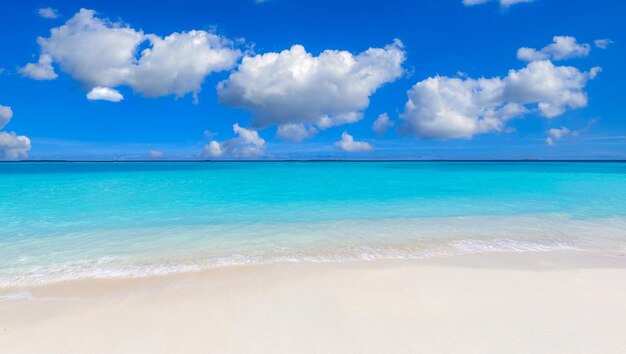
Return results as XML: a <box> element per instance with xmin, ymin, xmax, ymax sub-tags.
<box><xmin>1</xmin><ymin>161</ymin><xmax>625</xmax><ymax>286</ymax></box>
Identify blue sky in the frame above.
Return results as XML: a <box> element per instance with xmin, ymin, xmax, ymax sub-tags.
<box><xmin>0</xmin><ymin>0</ymin><xmax>624</xmax><ymax>160</ymax></box>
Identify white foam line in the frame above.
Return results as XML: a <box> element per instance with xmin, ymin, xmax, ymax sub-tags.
<box><xmin>0</xmin><ymin>240</ymin><xmax>577</xmax><ymax>288</ymax></box>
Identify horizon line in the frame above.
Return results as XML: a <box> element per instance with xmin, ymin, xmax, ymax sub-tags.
<box><xmin>2</xmin><ymin>159</ymin><xmax>626</xmax><ymax>163</ymax></box>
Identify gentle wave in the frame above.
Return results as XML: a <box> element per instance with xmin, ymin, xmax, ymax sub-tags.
<box><xmin>2</xmin><ymin>214</ymin><xmax>624</xmax><ymax>288</ymax></box>
<box><xmin>0</xmin><ymin>238</ymin><xmax>576</xmax><ymax>288</ymax></box>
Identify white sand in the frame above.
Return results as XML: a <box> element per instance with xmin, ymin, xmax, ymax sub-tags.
<box><xmin>1</xmin><ymin>250</ymin><xmax>625</xmax><ymax>354</ymax></box>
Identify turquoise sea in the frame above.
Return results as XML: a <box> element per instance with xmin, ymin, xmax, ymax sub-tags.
<box><xmin>1</xmin><ymin>161</ymin><xmax>625</xmax><ymax>286</ymax></box>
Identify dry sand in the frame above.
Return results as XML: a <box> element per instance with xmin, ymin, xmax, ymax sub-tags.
<box><xmin>1</xmin><ymin>250</ymin><xmax>625</xmax><ymax>354</ymax></box>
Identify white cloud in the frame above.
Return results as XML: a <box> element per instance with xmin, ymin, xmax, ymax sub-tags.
<box><xmin>546</xmin><ymin>126</ymin><xmax>571</xmax><ymax>145</ymax></box>
<box><xmin>589</xmin><ymin>66</ymin><xmax>602</xmax><ymax>79</ymax></box>
<box><xmin>130</xmin><ymin>31</ymin><xmax>241</xmax><ymax>101</ymax></box>
<box><xmin>400</xmin><ymin>60</ymin><xmax>597</xmax><ymax>140</ymax></box>
<box><xmin>517</xmin><ymin>36</ymin><xmax>591</xmax><ymax>62</ymax></box>
<box><xmin>0</xmin><ymin>105</ymin><xmax>13</xmax><ymax>129</ymax></box>
<box><xmin>218</xmin><ymin>40</ymin><xmax>405</xmax><ymax>132</ymax></box>
<box><xmin>201</xmin><ymin>124</ymin><xmax>265</xmax><ymax>158</ymax></box>
<box><xmin>200</xmin><ymin>140</ymin><xmax>224</xmax><ymax>157</ymax></box>
<box><xmin>334</xmin><ymin>132</ymin><xmax>373</xmax><ymax>152</ymax></box>
<box><xmin>28</xmin><ymin>9</ymin><xmax>241</xmax><ymax>100</ymax></box>
<box><xmin>37</xmin><ymin>9</ymin><xmax>144</xmax><ymax>88</ymax></box>
<box><xmin>463</xmin><ymin>0</ymin><xmax>490</xmax><ymax>4</ymax></box>
<box><xmin>0</xmin><ymin>132</ymin><xmax>31</xmax><ymax>161</ymax></box>
<box><xmin>594</xmin><ymin>39</ymin><xmax>613</xmax><ymax>49</ymax></box>
<box><xmin>38</xmin><ymin>7</ymin><xmax>60</xmax><ymax>19</ymax></box>
<box><xmin>0</xmin><ymin>106</ymin><xmax>31</xmax><ymax>161</ymax></box>
<box><xmin>276</xmin><ymin>123</ymin><xmax>318</xmax><ymax>142</ymax></box>
<box><xmin>500</xmin><ymin>0</ymin><xmax>534</xmax><ymax>5</ymax></box>
<box><xmin>463</xmin><ymin>0</ymin><xmax>533</xmax><ymax>7</ymax></box>
<box><xmin>86</xmin><ymin>87</ymin><xmax>124</xmax><ymax>102</ymax></box>
<box><xmin>19</xmin><ymin>54</ymin><xmax>58</xmax><ymax>80</ymax></box>
<box><xmin>372</xmin><ymin>113</ymin><xmax>394</xmax><ymax>135</ymax></box>
<box><xmin>202</xmin><ymin>141</ymin><xmax>224</xmax><ymax>158</ymax></box>
<box><xmin>547</xmin><ymin>126</ymin><xmax>570</xmax><ymax>139</ymax></box>
<box><xmin>148</xmin><ymin>150</ymin><xmax>164</xmax><ymax>158</ymax></box>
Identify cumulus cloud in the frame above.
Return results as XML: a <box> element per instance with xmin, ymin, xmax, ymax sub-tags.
<box><xmin>202</xmin><ymin>141</ymin><xmax>224</xmax><ymax>158</ymax></box>
<box><xmin>546</xmin><ymin>127</ymin><xmax>571</xmax><ymax>145</ymax></box>
<box><xmin>276</xmin><ymin>123</ymin><xmax>318</xmax><ymax>142</ymax></box>
<box><xmin>201</xmin><ymin>124</ymin><xmax>265</xmax><ymax>158</ymax></box>
<box><xmin>517</xmin><ymin>36</ymin><xmax>591</xmax><ymax>62</ymax></box>
<box><xmin>130</xmin><ymin>31</ymin><xmax>242</xmax><ymax>101</ymax></box>
<box><xmin>0</xmin><ymin>132</ymin><xmax>31</xmax><ymax>160</ymax></box>
<box><xmin>218</xmin><ymin>40</ymin><xmax>405</xmax><ymax>132</ymax></box>
<box><xmin>372</xmin><ymin>113</ymin><xmax>394</xmax><ymax>135</ymax></box>
<box><xmin>400</xmin><ymin>60</ymin><xmax>598</xmax><ymax>140</ymax></box>
<box><xmin>36</xmin><ymin>9</ymin><xmax>144</xmax><ymax>88</ymax></box>
<box><xmin>547</xmin><ymin>126</ymin><xmax>571</xmax><ymax>139</ymax></box>
<box><xmin>463</xmin><ymin>0</ymin><xmax>533</xmax><ymax>7</ymax></box>
<box><xmin>86</xmin><ymin>87</ymin><xmax>124</xmax><ymax>102</ymax></box>
<box><xmin>0</xmin><ymin>106</ymin><xmax>31</xmax><ymax>161</ymax></box>
<box><xmin>19</xmin><ymin>54</ymin><xmax>58</xmax><ymax>80</ymax></box>
<box><xmin>26</xmin><ymin>9</ymin><xmax>241</xmax><ymax>101</ymax></box>
<box><xmin>38</xmin><ymin>7</ymin><xmax>60</xmax><ymax>19</ymax></box>
<box><xmin>0</xmin><ymin>105</ymin><xmax>13</xmax><ymax>129</ymax></box>
<box><xmin>334</xmin><ymin>132</ymin><xmax>373</xmax><ymax>152</ymax></box>
<box><xmin>594</xmin><ymin>39</ymin><xmax>613</xmax><ymax>49</ymax></box>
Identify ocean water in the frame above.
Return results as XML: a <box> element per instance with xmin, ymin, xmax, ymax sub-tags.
<box><xmin>1</xmin><ymin>161</ymin><xmax>625</xmax><ymax>286</ymax></box>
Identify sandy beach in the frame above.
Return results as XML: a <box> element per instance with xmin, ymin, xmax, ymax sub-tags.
<box><xmin>1</xmin><ymin>250</ymin><xmax>625</xmax><ymax>353</ymax></box>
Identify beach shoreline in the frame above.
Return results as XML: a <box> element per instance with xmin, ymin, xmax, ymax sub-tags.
<box><xmin>1</xmin><ymin>250</ymin><xmax>625</xmax><ymax>353</ymax></box>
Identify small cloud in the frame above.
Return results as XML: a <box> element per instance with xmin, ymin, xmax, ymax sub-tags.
<box><xmin>462</xmin><ymin>0</ymin><xmax>490</xmax><ymax>5</ymax></box>
<box><xmin>545</xmin><ymin>126</ymin><xmax>570</xmax><ymax>146</ymax></box>
<box><xmin>372</xmin><ymin>113</ymin><xmax>395</xmax><ymax>135</ymax></box>
<box><xmin>334</xmin><ymin>132</ymin><xmax>373</xmax><ymax>152</ymax></box>
<box><xmin>517</xmin><ymin>36</ymin><xmax>590</xmax><ymax>62</ymax></box>
<box><xmin>37</xmin><ymin>7</ymin><xmax>60</xmax><ymax>19</ymax></box>
<box><xmin>547</xmin><ymin>127</ymin><xmax>571</xmax><ymax>140</ymax></box>
<box><xmin>19</xmin><ymin>54</ymin><xmax>57</xmax><ymax>80</ymax></box>
<box><xmin>276</xmin><ymin>123</ymin><xmax>317</xmax><ymax>142</ymax></box>
<box><xmin>148</xmin><ymin>150</ymin><xmax>164</xmax><ymax>159</ymax></box>
<box><xmin>200</xmin><ymin>124</ymin><xmax>265</xmax><ymax>159</ymax></box>
<box><xmin>202</xmin><ymin>141</ymin><xmax>224</xmax><ymax>158</ymax></box>
<box><xmin>463</xmin><ymin>0</ymin><xmax>533</xmax><ymax>7</ymax></box>
<box><xmin>0</xmin><ymin>132</ymin><xmax>31</xmax><ymax>160</ymax></box>
<box><xmin>500</xmin><ymin>0</ymin><xmax>534</xmax><ymax>6</ymax></box>
<box><xmin>86</xmin><ymin>87</ymin><xmax>124</xmax><ymax>102</ymax></box>
<box><xmin>0</xmin><ymin>106</ymin><xmax>31</xmax><ymax>161</ymax></box>
<box><xmin>0</xmin><ymin>105</ymin><xmax>13</xmax><ymax>130</ymax></box>
<box><xmin>594</xmin><ymin>38</ymin><xmax>613</xmax><ymax>49</ymax></box>
<box><xmin>546</xmin><ymin>118</ymin><xmax>599</xmax><ymax>145</ymax></box>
